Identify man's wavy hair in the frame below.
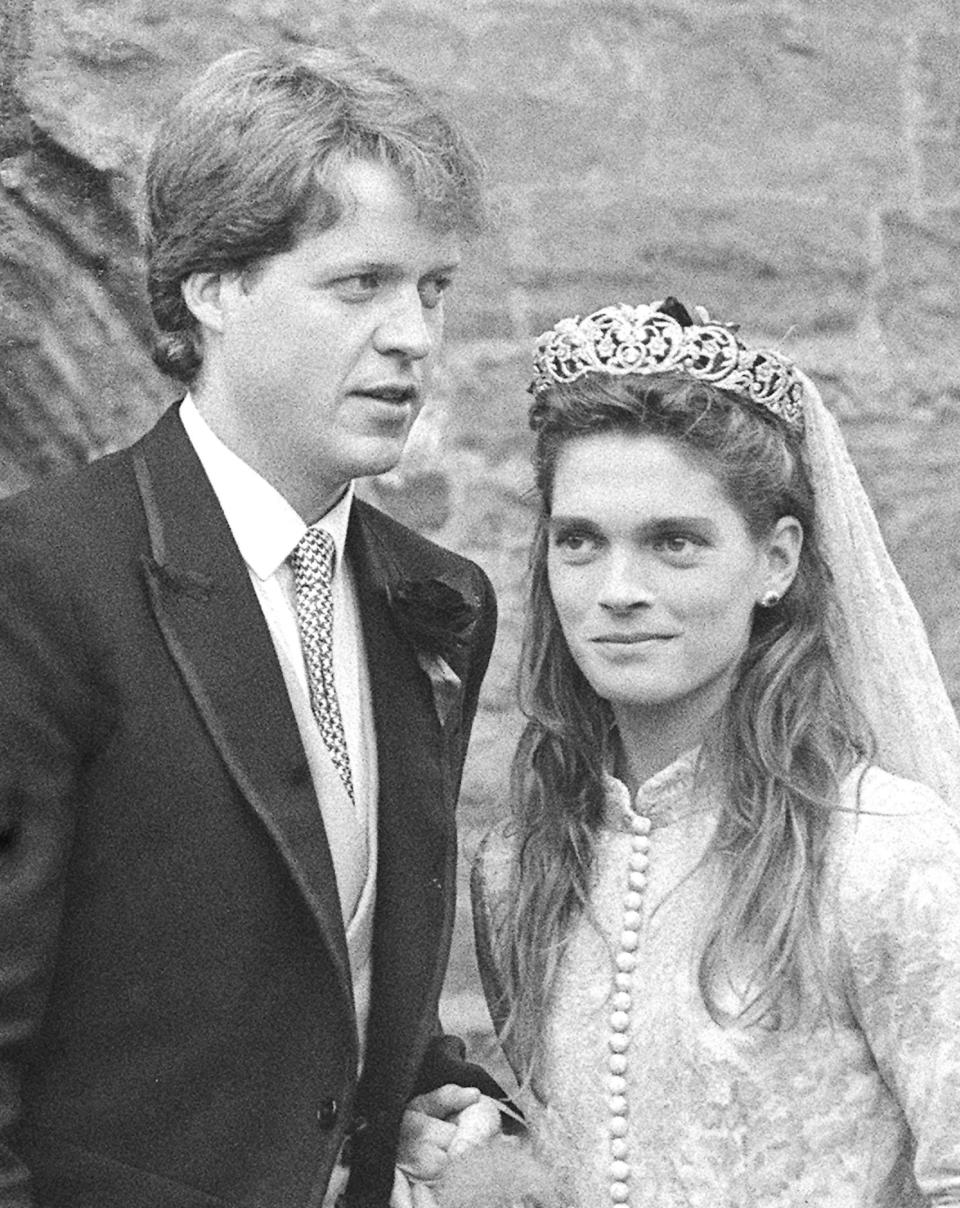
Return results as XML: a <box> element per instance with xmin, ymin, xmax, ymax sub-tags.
<box><xmin>143</xmin><ymin>45</ymin><xmax>485</xmax><ymax>384</ymax></box>
<box><xmin>495</xmin><ymin>369</ymin><xmax>873</xmax><ymax>1084</ymax></box>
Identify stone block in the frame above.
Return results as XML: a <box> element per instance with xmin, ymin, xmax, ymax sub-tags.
<box><xmin>449</xmin><ymin>88</ymin><xmax>648</xmax><ymax>193</ymax></box>
<box><xmin>634</xmin><ymin>6</ymin><xmax>909</xmax><ymax>207</ymax></box>
<box><xmin>444</xmin><ymin>213</ymin><xmax>525</xmax><ymax>343</ymax></box>
<box><xmin>786</xmin><ymin>0</ymin><xmax>960</xmax><ymax>32</ymax></box>
<box><xmin>0</xmin><ymin>136</ymin><xmax>169</xmax><ymax>492</ymax></box>
<box><xmin>914</xmin><ymin>31</ymin><xmax>960</xmax><ymax>202</ymax></box>
<box><xmin>442</xmin><ymin>344</ymin><xmax>532</xmax><ymax>458</ymax></box>
<box><xmin>460</xmin><ymin>4</ymin><xmax>647</xmax><ymax>109</ymax></box>
<box><xmin>397</xmin><ymin>4</ymin><xmax>651</xmax><ymax>188</ymax></box>
<box><xmin>878</xmin><ymin>208</ymin><xmax>960</xmax><ymax>382</ymax></box>
<box><xmin>519</xmin><ymin>190</ymin><xmax>872</xmax><ymax>341</ymax></box>
<box><xmin>365</xmin><ymin>468</ymin><xmax>452</xmax><ymax>533</ymax></box>
<box><xmin>845</xmin><ymin>411</ymin><xmax>960</xmax><ymax>705</ymax></box>
<box><xmin>354</xmin><ymin>3</ymin><xmax>472</xmax><ymax>84</ymax></box>
<box><xmin>25</xmin><ymin>0</ymin><xmax>350</xmax><ymax>173</ymax></box>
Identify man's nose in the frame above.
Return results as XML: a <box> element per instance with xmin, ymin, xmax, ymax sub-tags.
<box><xmin>373</xmin><ymin>288</ymin><xmax>434</xmax><ymax>361</ymax></box>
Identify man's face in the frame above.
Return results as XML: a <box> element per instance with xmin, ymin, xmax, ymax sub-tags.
<box><xmin>199</xmin><ymin>159</ymin><xmax>462</xmax><ymax>520</ymax></box>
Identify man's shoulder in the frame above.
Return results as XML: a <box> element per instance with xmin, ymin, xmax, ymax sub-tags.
<box><xmin>0</xmin><ymin>407</ymin><xmax>180</xmax><ymax>558</ymax></box>
<box><xmin>352</xmin><ymin>496</ymin><xmax>490</xmax><ymax>587</ymax></box>
<box><xmin>0</xmin><ymin>446</ymin><xmax>134</xmax><ymax>554</ymax></box>
<box><xmin>2</xmin><ymin>404</ymin><xmax>183</xmax><ymax>504</ymax></box>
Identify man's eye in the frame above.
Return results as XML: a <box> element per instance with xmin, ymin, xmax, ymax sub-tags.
<box><xmin>418</xmin><ymin>276</ymin><xmax>452</xmax><ymax>310</ymax></box>
<box><xmin>337</xmin><ymin>274</ymin><xmax>380</xmax><ymax>298</ymax></box>
<box><xmin>553</xmin><ymin>530</ymin><xmax>599</xmax><ymax>560</ymax></box>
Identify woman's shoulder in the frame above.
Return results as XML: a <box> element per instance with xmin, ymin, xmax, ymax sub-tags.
<box><xmin>827</xmin><ymin>763</ymin><xmax>960</xmax><ymax>909</ymax></box>
<box><xmin>836</xmin><ymin>763</ymin><xmax>957</xmax><ymax>833</ymax></box>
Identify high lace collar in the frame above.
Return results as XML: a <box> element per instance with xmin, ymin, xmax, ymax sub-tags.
<box><xmin>602</xmin><ymin>747</ymin><xmax>711</xmax><ymax>831</ymax></box>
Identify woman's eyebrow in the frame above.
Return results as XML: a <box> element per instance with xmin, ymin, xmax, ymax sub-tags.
<box><xmin>549</xmin><ymin>513</ymin><xmax>720</xmax><ymax>535</ymax></box>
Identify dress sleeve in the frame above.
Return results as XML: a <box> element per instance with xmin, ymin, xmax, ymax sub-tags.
<box><xmin>470</xmin><ymin>827</ymin><xmax>513</xmax><ymax>1045</ymax></box>
<box><xmin>832</xmin><ymin>768</ymin><xmax>960</xmax><ymax>1203</ymax></box>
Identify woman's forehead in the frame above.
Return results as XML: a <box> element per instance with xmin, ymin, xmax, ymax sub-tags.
<box><xmin>551</xmin><ymin>432</ymin><xmax>731</xmax><ymax>517</ymax></box>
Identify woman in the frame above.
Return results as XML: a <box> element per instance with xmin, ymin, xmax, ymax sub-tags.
<box><xmin>471</xmin><ymin>297</ymin><xmax>960</xmax><ymax>1207</ymax></box>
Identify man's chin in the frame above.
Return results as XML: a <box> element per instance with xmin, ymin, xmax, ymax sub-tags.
<box><xmin>346</xmin><ymin>436</ymin><xmax>415</xmax><ymax>482</ymax></box>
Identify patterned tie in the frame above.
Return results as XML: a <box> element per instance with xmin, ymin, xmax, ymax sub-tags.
<box><xmin>289</xmin><ymin>526</ymin><xmax>354</xmax><ymax>803</ymax></box>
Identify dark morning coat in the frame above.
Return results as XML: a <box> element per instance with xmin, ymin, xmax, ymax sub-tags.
<box><xmin>0</xmin><ymin>406</ymin><xmax>499</xmax><ymax>1208</ymax></box>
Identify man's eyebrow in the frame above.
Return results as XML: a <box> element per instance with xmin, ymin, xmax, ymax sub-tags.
<box><xmin>645</xmin><ymin>514</ymin><xmax>718</xmax><ymax>528</ymax></box>
<box><xmin>324</xmin><ymin>258</ymin><xmax>461</xmax><ymax>277</ymax></box>
<box><xmin>324</xmin><ymin>259</ymin><xmax>389</xmax><ymax>275</ymax></box>
<box><xmin>418</xmin><ymin>259</ymin><xmax>462</xmax><ymax>276</ymax></box>
<box><xmin>548</xmin><ymin>513</ymin><xmax>601</xmax><ymax>528</ymax></box>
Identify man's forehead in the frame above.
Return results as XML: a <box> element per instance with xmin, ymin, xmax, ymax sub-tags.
<box><xmin>292</xmin><ymin>174</ymin><xmax>460</xmax><ymax>269</ymax></box>
<box><xmin>315</xmin><ymin>155</ymin><xmax>471</xmax><ymax>244</ymax></box>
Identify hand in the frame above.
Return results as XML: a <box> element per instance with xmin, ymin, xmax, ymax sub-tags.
<box><xmin>398</xmin><ymin>1085</ymin><xmax>503</xmax><ymax>1181</ymax></box>
<box><xmin>397</xmin><ymin>1098</ymin><xmax>459</xmax><ymax>1183</ymax></box>
<box><xmin>390</xmin><ymin>1166</ymin><xmax>441</xmax><ymax>1208</ymax></box>
<box><xmin>445</xmin><ymin>1093</ymin><xmax>503</xmax><ymax>1158</ymax></box>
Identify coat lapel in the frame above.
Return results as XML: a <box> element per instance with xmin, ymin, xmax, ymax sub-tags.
<box><xmin>132</xmin><ymin>417</ymin><xmax>466</xmax><ymax>1154</ymax></box>
<box><xmin>131</xmin><ymin>409</ymin><xmax>355</xmax><ymax>1034</ymax></box>
<box><xmin>347</xmin><ymin>504</ymin><xmax>456</xmax><ymax>1115</ymax></box>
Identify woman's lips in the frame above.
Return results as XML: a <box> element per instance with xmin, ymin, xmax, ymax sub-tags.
<box><xmin>591</xmin><ymin>633</ymin><xmax>675</xmax><ymax>644</ymax></box>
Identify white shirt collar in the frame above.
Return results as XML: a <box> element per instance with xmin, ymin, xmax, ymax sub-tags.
<box><xmin>179</xmin><ymin>395</ymin><xmax>354</xmax><ymax>581</ymax></box>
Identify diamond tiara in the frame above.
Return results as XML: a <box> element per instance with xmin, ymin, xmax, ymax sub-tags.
<box><xmin>530</xmin><ymin>298</ymin><xmax>805</xmax><ymax>429</ymax></box>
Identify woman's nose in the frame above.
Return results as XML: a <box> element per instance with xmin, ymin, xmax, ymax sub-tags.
<box><xmin>598</xmin><ymin>554</ymin><xmax>654</xmax><ymax>612</ymax></box>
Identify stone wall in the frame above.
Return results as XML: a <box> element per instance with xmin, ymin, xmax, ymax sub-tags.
<box><xmin>2</xmin><ymin>0</ymin><xmax>959</xmax><ymax>1074</ymax></box>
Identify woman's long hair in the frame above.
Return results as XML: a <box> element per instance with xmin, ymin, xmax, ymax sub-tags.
<box><xmin>496</xmin><ymin>372</ymin><xmax>873</xmax><ymax>1082</ymax></box>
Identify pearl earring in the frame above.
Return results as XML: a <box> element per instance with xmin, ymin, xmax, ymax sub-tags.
<box><xmin>760</xmin><ymin>591</ymin><xmax>780</xmax><ymax>608</ymax></box>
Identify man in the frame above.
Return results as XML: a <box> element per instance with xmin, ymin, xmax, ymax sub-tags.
<box><xmin>0</xmin><ymin>45</ymin><xmax>502</xmax><ymax>1208</ymax></box>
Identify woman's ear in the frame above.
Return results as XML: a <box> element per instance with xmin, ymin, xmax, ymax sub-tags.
<box><xmin>759</xmin><ymin>516</ymin><xmax>803</xmax><ymax>605</ymax></box>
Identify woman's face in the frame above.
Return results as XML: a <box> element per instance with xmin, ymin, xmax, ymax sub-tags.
<box><xmin>546</xmin><ymin>431</ymin><xmax>799</xmax><ymax>739</ymax></box>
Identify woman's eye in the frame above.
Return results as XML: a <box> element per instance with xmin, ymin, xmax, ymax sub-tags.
<box><xmin>418</xmin><ymin>276</ymin><xmax>451</xmax><ymax>310</ymax></box>
<box><xmin>654</xmin><ymin>533</ymin><xmax>702</xmax><ymax>559</ymax></box>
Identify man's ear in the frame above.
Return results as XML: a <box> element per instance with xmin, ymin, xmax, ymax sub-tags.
<box><xmin>180</xmin><ymin>271</ymin><xmax>231</xmax><ymax>335</ymax></box>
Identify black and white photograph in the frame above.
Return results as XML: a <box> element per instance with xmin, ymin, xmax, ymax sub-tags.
<box><xmin>1</xmin><ymin>2</ymin><xmax>959</xmax><ymax>1205</ymax></box>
